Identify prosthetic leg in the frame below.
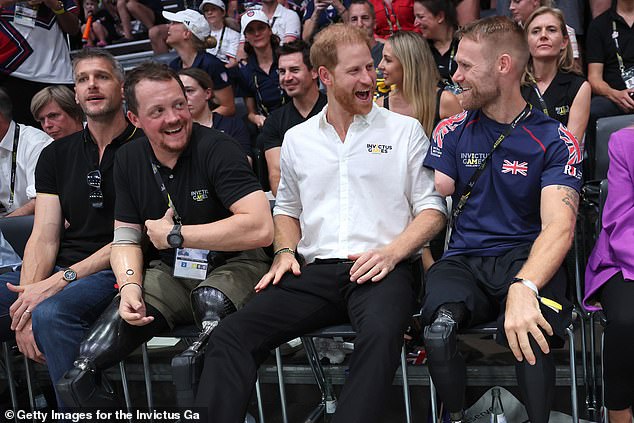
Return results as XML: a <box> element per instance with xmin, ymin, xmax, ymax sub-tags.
<box><xmin>57</xmin><ymin>297</ymin><xmax>168</xmax><ymax>407</ymax></box>
<box><xmin>171</xmin><ymin>287</ymin><xmax>236</xmax><ymax>407</ymax></box>
<box><xmin>424</xmin><ymin>303</ymin><xmax>468</xmax><ymax>422</ymax></box>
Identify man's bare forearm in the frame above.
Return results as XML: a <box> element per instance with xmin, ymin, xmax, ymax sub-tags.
<box><xmin>6</xmin><ymin>200</ymin><xmax>35</xmax><ymax>217</ymax></box>
<box><xmin>385</xmin><ymin>209</ymin><xmax>446</xmax><ymax>263</ymax></box>
<box><xmin>272</xmin><ymin>214</ymin><xmax>301</xmax><ymax>252</ymax></box>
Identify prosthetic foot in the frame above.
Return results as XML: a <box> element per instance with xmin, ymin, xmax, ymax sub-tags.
<box><xmin>171</xmin><ymin>287</ymin><xmax>236</xmax><ymax>407</ymax></box>
<box><xmin>57</xmin><ymin>297</ymin><xmax>168</xmax><ymax>408</ymax></box>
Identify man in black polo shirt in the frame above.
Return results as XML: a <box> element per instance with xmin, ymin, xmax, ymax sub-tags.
<box><xmin>587</xmin><ymin>0</ymin><xmax>634</xmax><ymax>120</ymax></box>
<box><xmin>57</xmin><ymin>62</ymin><xmax>273</xmax><ymax>408</ymax></box>
<box><xmin>0</xmin><ymin>48</ymin><xmax>140</xmax><ymax>408</ymax></box>
<box><xmin>259</xmin><ymin>40</ymin><xmax>327</xmax><ymax>195</ymax></box>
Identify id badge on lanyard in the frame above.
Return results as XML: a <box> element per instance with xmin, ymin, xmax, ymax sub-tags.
<box><xmin>14</xmin><ymin>3</ymin><xmax>38</xmax><ymax>28</ymax></box>
<box><xmin>173</xmin><ymin>247</ymin><xmax>210</xmax><ymax>280</ymax></box>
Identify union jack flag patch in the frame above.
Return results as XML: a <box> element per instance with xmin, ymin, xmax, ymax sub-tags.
<box><xmin>501</xmin><ymin>160</ymin><xmax>528</xmax><ymax>176</ymax></box>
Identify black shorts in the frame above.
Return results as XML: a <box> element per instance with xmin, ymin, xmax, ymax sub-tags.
<box><xmin>422</xmin><ymin>243</ymin><xmax>572</xmax><ymax>347</ymax></box>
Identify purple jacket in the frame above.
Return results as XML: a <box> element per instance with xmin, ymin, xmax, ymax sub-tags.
<box><xmin>584</xmin><ymin>127</ymin><xmax>634</xmax><ymax>310</ymax></box>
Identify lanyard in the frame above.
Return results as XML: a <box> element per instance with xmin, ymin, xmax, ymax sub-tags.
<box><xmin>450</xmin><ymin>104</ymin><xmax>532</xmax><ymax>228</ymax></box>
<box><xmin>253</xmin><ymin>71</ymin><xmax>286</xmax><ymax>117</ymax></box>
<box><xmin>216</xmin><ymin>25</ymin><xmax>226</xmax><ymax>56</ymax></box>
<box><xmin>447</xmin><ymin>42</ymin><xmax>456</xmax><ymax>82</ymax></box>
<box><xmin>612</xmin><ymin>20</ymin><xmax>626</xmax><ymax>77</ymax></box>
<box><xmin>529</xmin><ymin>76</ymin><xmax>549</xmax><ymax>116</ymax></box>
<box><xmin>381</xmin><ymin>0</ymin><xmax>400</xmax><ymax>35</ymax></box>
<box><xmin>8</xmin><ymin>124</ymin><xmax>20</xmax><ymax>207</ymax></box>
<box><xmin>150</xmin><ymin>160</ymin><xmax>182</xmax><ymax>225</ymax></box>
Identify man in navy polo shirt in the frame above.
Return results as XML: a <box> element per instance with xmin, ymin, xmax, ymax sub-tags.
<box><xmin>423</xmin><ymin>16</ymin><xmax>582</xmax><ymax>423</ymax></box>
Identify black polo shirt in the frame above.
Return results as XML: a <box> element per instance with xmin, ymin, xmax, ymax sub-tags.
<box><xmin>521</xmin><ymin>71</ymin><xmax>586</xmax><ymax>127</ymax></box>
<box><xmin>586</xmin><ymin>7</ymin><xmax>634</xmax><ymax>91</ymax></box>
<box><xmin>169</xmin><ymin>52</ymin><xmax>231</xmax><ymax>91</ymax></box>
<box><xmin>114</xmin><ymin>123</ymin><xmax>261</xmax><ymax>265</ymax></box>
<box><xmin>35</xmin><ymin>122</ymin><xmax>141</xmax><ymax>267</ymax></box>
<box><xmin>236</xmin><ymin>55</ymin><xmax>289</xmax><ymax>116</ymax></box>
<box><xmin>429</xmin><ymin>38</ymin><xmax>458</xmax><ymax>83</ymax></box>
<box><xmin>258</xmin><ymin>91</ymin><xmax>327</xmax><ymax>151</ymax></box>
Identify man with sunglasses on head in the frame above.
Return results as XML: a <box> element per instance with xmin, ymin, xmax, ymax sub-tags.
<box><xmin>0</xmin><ymin>48</ymin><xmax>141</xmax><ymax>409</ymax></box>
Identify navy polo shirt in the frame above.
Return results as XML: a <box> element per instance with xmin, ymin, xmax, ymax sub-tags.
<box><xmin>169</xmin><ymin>52</ymin><xmax>231</xmax><ymax>91</ymax></box>
<box><xmin>424</xmin><ymin>109</ymin><xmax>583</xmax><ymax>257</ymax></box>
<box><xmin>212</xmin><ymin>112</ymin><xmax>252</xmax><ymax>157</ymax></box>
<box><xmin>236</xmin><ymin>55</ymin><xmax>288</xmax><ymax>116</ymax></box>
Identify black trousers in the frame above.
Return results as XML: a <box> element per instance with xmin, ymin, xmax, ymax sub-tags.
<box><xmin>599</xmin><ymin>271</ymin><xmax>634</xmax><ymax>410</ymax></box>
<box><xmin>195</xmin><ymin>260</ymin><xmax>416</xmax><ymax>423</ymax></box>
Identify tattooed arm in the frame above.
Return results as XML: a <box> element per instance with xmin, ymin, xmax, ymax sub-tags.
<box><xmin>503</xmin><ymin>184</ymin><xmax>578</xmax><ymax>364</ymax></box>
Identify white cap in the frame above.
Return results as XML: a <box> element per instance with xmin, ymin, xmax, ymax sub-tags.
<box><xmin>240</xmin><ymin>9</ymin><xmax>269</xmax><ymax>35</ymax></box>
<box><xmin>162</xmin><ymin>9</ymin><xmax>210</xmax><ymax>41</ymax></box>
<box><xmin>199</xmin><ymin>0</ymin><xmax>225</xmax><ymax>12</ymax></box>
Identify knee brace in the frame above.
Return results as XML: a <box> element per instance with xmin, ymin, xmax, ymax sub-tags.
<box><xmin>57</xmin><ymin>297</ymin><xmax>168</xmax><ymax>408</ymax></box>
<box><xmin>191</xmin><ymin>286</ymin><xmax>236</xmax><ymax>329</ymax></box>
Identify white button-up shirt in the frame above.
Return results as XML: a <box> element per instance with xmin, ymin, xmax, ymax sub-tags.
<box><xmin>0</xmin><ymin>121</ymin><xmax>52</xmax><ymax>213</ymax></box>
<box><xmin>274</xmin><ymin>104</ymin><xmax>447</xmax><ymax>264</ymax></box>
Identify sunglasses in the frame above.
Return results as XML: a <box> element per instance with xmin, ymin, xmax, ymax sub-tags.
<box><xmin>87</xmin><ymin>170</ymin><xmax>104</xmax><ymax>209</ymax></box>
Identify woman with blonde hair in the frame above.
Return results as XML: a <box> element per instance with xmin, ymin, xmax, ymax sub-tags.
<box><xmin>520</xmin><ymin>7</ymin><xmax>590</xmax><ymax>143</ymax></box>
<box><xmin>164</xmin><ymin>9</ymin><xmax>236</xmax><ymax>116</ymax></box>
<box><xmin>378</xmin><ymin>30</ymin><xmax>462</xmax><ymax>270</ymax></box>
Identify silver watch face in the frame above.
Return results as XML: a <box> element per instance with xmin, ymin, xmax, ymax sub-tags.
<box><xmin>63</xmin><ymin>269</ymin><xmax>77</xmax><ymax>282</ymax></box>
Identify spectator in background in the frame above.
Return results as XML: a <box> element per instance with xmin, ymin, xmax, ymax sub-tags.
<box><xmin>200</xmin><ymin>0</ymin><xmax>241</xmax><ymax>67</ymax></box>
<box><xmin>0</xmin><ymin>88</ymin><xmax>52</xmax><ymax>217</ymax></box>
<box><xmin>31</xmin><ymin>86</ymin><xmax>84</xmax><ymax>140</ymax></box>
<box><xmin>369</xmin><ymin>0</ymin><xmax>416</xmax><ymax>40</ymax></box>
<box><xmin>237</xmin><ymin>0</ymin><xmax>301</xmax><ymax>60</ymax></box>
<box><xmin>587</xmin><ymin>0</ymin><xmax>634</xmax><ymax>118</ymax></box>
<box><xmin>509</xmin><ymin>0</ymin><xmax>580</xmax><ymax>66</ymax></box>
<box><xmin>259</xmin><ymin>40</ymin><xmax>327</xmax><ymax>195</ymax></box>
<box><xmin>81</xmin><ymin>0</ymin><xmax>118</xmax><ymax>47</ymax></box>
<box><xmin>584</xmin><ymin>125</ymin><xmax>634</xmax><ymax>423</ymax></box>
<box><xmin>347</xmin><ymin>0</ymin><xmax>384</xmax><ymax>68</ymax></box>
<box><xmin>521</xmin><ymin>7</ymin><xmax>590</xmax><ymax>145</ymax></box>
<box><xmin>238</xmin><ymin>10</ymin><xmax>289</xmax><ymax>129</ymax></box>
<box><xmin>414</xmin><ymin>0</ymin><xmax>459</xmax><ymax>84</ymax></box>
<box><xmin>586</xmin><ymin>0</ymin><xmax>634</xmax><ymax>177</ymax></box>
<box><xmin>117</xmin><ymin>0</ymin><xmax>163</xmax><ymax>41</ymax></box>
<box><xmin>376</xmin><ymin>30</ymin><xmax>461</xmax><ymax>271</ymax></box>
<box><xmin>302</xmin><ymin>0</ymin><xmax>350</xmax><ymax>41</ymax></box>
<box><xmin>178</xmin><ymin>68</ymin><xmax>252</xmax><ymax>163</ymax></box>
<box><xmin>0</xmin><ymin>0</ymin><xmax>79</xmax><ymax>127</ymax></box>
<box><xmin>165</xmin><ymin>9</ymin><xmax>236</xmax><ymax>116</ymax></box>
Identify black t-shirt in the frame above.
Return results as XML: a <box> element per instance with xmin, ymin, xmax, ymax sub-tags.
<box><xmin>212</xmin><ymin>112</ymin><xmax>252</xmax><ymax>157</ymax></box>
<box><xmin>258</xmin><ymin>91</ymin><xmax>327</xmax><ymax>151</ymax></box>
<box><xmin>521</xmin><ymin>71</ymin><xmax>586</xmax><ymax>127</ymax></box>
<box><xmin>114</xmin><ymin>123</ymin><xmax>261</xmax><ymax>265</ymax></box>
<box><xmin>429</xmin><ymin>38</ymin><xmax>458</xmax><ymax>84</ymax></box>
<box><xmin>35</xmin><ymin>123</ymin><xmax>141</xmax><ymax>267</ymax></box>
<box><xmin>586</xmin><ymin>7</ymin><xmax>634</xmax><ymax>91</ymax></box>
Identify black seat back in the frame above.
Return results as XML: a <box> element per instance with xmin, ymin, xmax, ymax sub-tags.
<box><xmin>0</xmin><ymin>215</ymin><xmax>35</xmax><ymax>258</ymax></box>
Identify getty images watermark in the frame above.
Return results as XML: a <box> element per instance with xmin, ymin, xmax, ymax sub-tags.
<box><xmin>3</xmin><ymin>408</ymin><xmax>206</xmax><ymax>422</ymax></box>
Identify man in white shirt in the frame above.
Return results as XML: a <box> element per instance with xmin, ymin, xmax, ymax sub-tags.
<box><xmin>195</xmin><ymin>24</ymin><xmax>446</xmax><ymax>423</ymax></box>
<box><xmin>0</xmin><ymin>88</ymin><xmax>52</xmax><ymax>217</ymax></box>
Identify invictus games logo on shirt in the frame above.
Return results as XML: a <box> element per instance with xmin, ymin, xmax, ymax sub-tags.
<box><xmin>461</xmin><ymin>152</ymin><xmax>488</xmax><ymax>167</ymax></box>
<box><xmin>191</xmin><ymin>189</ymin><xmax>209</xmax><ymax>202</ymax></box>
<box><xmin>367</xmin><ymin>144</ymin><xmax>393</xmax><ymax>154</ymax></box>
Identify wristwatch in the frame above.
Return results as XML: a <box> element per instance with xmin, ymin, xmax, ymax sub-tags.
<box><xmin>62</xmin><ymin>268</ymin><xmax>77</xmax><ymax>283</ymax></box>
<box><xmin>167</xmin><ymin>224</ymin><xmax>184</xmax><ymax>248</ymax></box>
